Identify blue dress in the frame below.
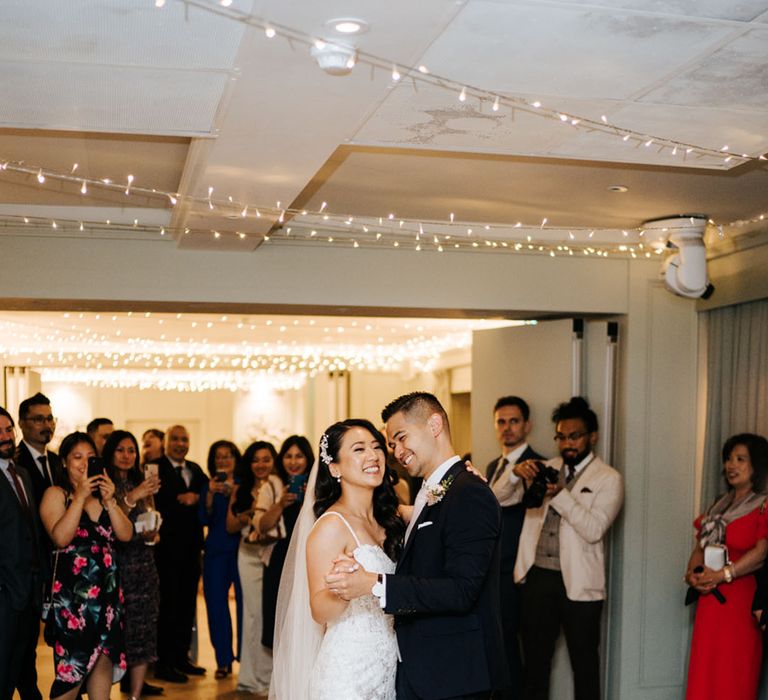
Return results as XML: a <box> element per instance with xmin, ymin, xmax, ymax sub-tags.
<box><xmin>199</xmin><ymin>482</ymin><xmax>243</xmax><ymax>668</ymax></box>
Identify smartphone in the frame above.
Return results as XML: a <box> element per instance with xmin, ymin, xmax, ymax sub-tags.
<box><xmin>214</xmin><ymin>471</ymin><xmax>228</xmax><ymax>483</ymax></box>
<box><xmin>144</xmin><ymin>463</ymin><xmax>159</xmax><ymax>480</ymax></box>
<box><xmin>288</xmin><ymin>473</ymin><xmax>308</xmax><ymax>502</ymax></box>
<box><xmin>87</xmin><ymin>456</ymin><xmax>104</xmax><ymax>497</ymax></box>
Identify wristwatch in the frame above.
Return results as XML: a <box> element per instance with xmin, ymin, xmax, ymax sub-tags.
<box><xmin>371</xmin><ymin>573</ymin><xmax>385</xmax><ymax>598</ymax></box>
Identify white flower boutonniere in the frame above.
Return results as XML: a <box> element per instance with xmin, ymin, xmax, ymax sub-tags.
<box><xmin>425</xmin><ymin>475</ymin><xmax>455</xmax><ymax>506</ymax></box>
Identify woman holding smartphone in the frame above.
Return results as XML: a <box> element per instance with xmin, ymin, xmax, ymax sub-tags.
<box><xmin>261</xmin><ymin>435</ymin><xmax>315</xmax><ymax>648</ymax></box>
<box><xmin>39</xmin><ymin>432</ymin><xmax>134</xmax><ymax>700</ymax></box>
<box><xmin>199</xmin><ymin>439</ymin><xmax>243</xmax><ymax>680</ymax></box>
<box><xmin>103</xmin><ymin>430</ymin><xmax>161</xmax><ymax>700</ymax></box>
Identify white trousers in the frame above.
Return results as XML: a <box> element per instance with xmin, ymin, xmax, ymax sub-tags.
<box><xmin>237</xmin><ymin>544</ymin><xmax>272</xmax><ymax>693</ymax></box>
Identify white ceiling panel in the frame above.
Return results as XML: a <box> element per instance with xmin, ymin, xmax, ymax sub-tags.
<box><xmin>415</xmin><ymin>2</ymin><xmax>736</xmax><ymax>99</ymax></box>
<box><xmin>0</xmin><ymin>0</ymin><xmax>246</xmax><ymax>69</ymax></box>
<box><xmin>0</xmin><ymin>63</ymin><xmax>229</xmax><ymax>135</ymax></box>
<box><xmin>350</xmin><ymin>84</ymin><xmax>752</xmax><ymax>168</ymax></box>
<box><xmin>639</xmin><ymin>26</ymin><xmax>768</xmax><ymax>108</ymax></box>
<box><xmin>537</xmin><ymin>0</ymin><xmax>768</xmax><ymax>22</ymax></box>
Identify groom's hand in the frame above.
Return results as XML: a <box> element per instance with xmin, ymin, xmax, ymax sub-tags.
<box><xmin>325</xmin><ymin>566</ymin><xmax>377</xmax><ymax>601</ymax></box>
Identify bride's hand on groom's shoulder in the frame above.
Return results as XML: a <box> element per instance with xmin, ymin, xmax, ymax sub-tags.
<box><xmin>465</xmin><ymin>460</ymin><xmax>487</xmax><ymax>483</ymax></box>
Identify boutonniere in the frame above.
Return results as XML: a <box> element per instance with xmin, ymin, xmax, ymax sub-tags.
<box><xmin>425</xmin><ymin>475</ymin><xmax>454</xmax><ymax>506</ymax></box>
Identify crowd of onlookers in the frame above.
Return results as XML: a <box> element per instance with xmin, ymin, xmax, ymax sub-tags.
<box><xmin>2</xmin><ymin>389</ymin><xmax>768</xmax><ymax>700</ymax></box>
<box><xmin>0</xmin><ymin>391</ymin><xmax>342</xmax><ymax>700</ymax></box>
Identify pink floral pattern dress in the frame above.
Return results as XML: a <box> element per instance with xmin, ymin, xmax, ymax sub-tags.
<box><xmin>49</xmin><ymin>505</ymin><xmax>126</xmax><ymax>696</ymax></box>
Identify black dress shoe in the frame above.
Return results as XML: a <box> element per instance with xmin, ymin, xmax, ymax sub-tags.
<box><xmin>141</xmin><ymin>681</ymin><xmax>165</xmax><ymax>695</ymax></box>
<box><xmin>120</xmin><ymin>677</ymin><xmax>165</xmax><ymax>695</ymax></box>
<box><xmin>154</xmin><ymin>664</ymin><xmax>188</xmax><ymax>683</ymax></box>
<box><xmin>175</xmin><ymin>661</ymin><xmax>206</xmax><ymax>676</ymax></box>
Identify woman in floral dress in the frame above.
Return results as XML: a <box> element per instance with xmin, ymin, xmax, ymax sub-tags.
<box><xmin>39</xmin><ymin>432</ymin><xmax>134</xmax><ymax>700</ymax></box>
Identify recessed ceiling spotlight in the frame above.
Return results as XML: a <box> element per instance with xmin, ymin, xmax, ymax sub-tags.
<box><xmin>607</xmin><ymin>185</ymin><xmax>629</xmax><ymax>193</ymax></box>
<box><xmin>326</xmin><ymin>18</ymin><xmax>368</xmax><ymax>35</ymax></box>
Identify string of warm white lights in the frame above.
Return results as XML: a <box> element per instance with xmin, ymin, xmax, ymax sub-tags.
<box><xmin>0</xmin><ymin>314</ymin><xmax>487</xmax><ymax>375</ymax></box>
<box><xmin>0</xmin><ymin>213</ymin><xmax>664</xmax><ymax>259</ymax></box>
<box><xmin>39</xmin><ymin>368</ymin><xmax>307</xmax><ymax>392</ymax></box>
<box><xmin>170</xmin><ymin>0</ymin><xmax>768</xmax><ymax>167</ymax></box>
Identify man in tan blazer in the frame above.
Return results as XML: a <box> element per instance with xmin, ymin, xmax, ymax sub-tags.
<box><xmin>510</xmin><ymin>397</ymin><xmax>623</xmax><ymax>700</ymax></box>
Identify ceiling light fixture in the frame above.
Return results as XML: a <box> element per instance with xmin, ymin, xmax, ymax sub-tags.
<box><xmin>326</xmin><ymin>18</ymin><xmax>368</xmax><ymax>35</ymax></box>
<box><xmin>607</xmin><ymin>185</ymin><xmax>629</xmax><ymax>193</ymax></box>
<box><xmin>311</xmin><ymin>42</ymin><xmax>356</xmax><ymax>76</ymax></box>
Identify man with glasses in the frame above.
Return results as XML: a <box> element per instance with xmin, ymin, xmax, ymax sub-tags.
<box><xmin>15</xmin><ymin>392</ymin><xmax>61</xmax><ymax>508</ymax></box>
<box><xmin>511</xmin><ymin>397</ymin><xmax>623</xmax><ymax>700</ymax></box>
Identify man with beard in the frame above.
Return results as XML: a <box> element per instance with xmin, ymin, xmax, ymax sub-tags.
<box><xmin>0</xmin><ymin>406</ymin><xmax>45</xmax><ymax>700</ymax></box>
<box><xmin>511</xmin><ymin>397</ymin><xmax>623</xmax><ymax>700</ymax></box>
<box><xmin>15</xmin><ymin>392</ymin><xmax>61</xmax><ymax>507</ymax></box>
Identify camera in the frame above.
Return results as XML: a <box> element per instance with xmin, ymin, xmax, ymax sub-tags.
<box><xmin>521</xmin><ymin>461</ymin><xmax>560</xmax><ymax>509</ymax></box>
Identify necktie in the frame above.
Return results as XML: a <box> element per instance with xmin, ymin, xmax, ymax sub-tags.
<box><xmin>8</xmin><ymin>462</ymin><xmax>39</xmax><ymax>567</ymax></box>
<box><xmin>39</xmin><ymin>454</ymin><xmax>53</xmax><ymax>485</ymax></box>
<box><xmin>566</xmin><ymin>465</ymin><xmax>576</xmax><ymax>484</ymax></box>
<box><xmin>8</xmin><ymin>462</ymin><xmax>32</xmax><ymax>518</ymax></box>
<box><xmin>404</xmin><ymin>484</ymin><xmax>429</xmax><ymax>544</ymax></box>
<box><xmin>176</xmin><ymin>465</ymin><xmax>188</xmax><ymax>488</ymax></box>
<box><xmin>490</xmin><ymin>458</ymin><xmax>509</xmax><ymax>487</ymax></box>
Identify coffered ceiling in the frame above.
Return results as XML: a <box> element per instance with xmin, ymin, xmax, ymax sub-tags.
<box><xmin>0</xmin><ymin>0</ymin><xmax>766</xmax><ymax>254</ymax></box>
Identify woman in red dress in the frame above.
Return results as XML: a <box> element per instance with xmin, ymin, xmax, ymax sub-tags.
<box><xmin>684</xmin><ymin>433</ymin><xmax>768</xmax><ymax>700</ymax></box>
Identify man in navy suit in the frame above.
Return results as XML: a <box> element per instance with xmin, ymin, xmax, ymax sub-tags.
<box><xmin>0</xmin><ymin>405</ymin><xmax>46</xmax><ymax>700</ymax></box>
<box><xmin>328</xmin><ymin>392</ymin><xmax>508</xmax><ymax>699</ymax></box>
<box><xmin>486</xmin><ymin>397</ymin><xmax>544</xmax><ymax>700</ymax></box>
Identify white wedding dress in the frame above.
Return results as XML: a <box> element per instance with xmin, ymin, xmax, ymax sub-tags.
<box><xmin>309</xmin><ymin>512</ymin><xmax>398</xmax><ymax>700</ymax></box>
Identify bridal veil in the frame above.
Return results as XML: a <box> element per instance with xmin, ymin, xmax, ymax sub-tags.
<box><xmin>269</xmin><ymin>459</ymin><xmax>323</xmax><ymax>699</ymax></box>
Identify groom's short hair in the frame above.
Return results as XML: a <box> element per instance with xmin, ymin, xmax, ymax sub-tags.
<box><xmin>382</xmin><ymin>392</ymin><xmax>450</xmax><ymax>433</ymax></box>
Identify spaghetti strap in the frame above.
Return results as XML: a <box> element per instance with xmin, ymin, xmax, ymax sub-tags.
<box><xmin>317</xmin><ymin>511</ymin><xmax>362</xmax><ymax>548</ymax></box>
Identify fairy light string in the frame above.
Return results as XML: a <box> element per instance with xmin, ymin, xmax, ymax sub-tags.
<box><xmin>167</xmin><ymin>0</ymin><xmax>767</xmax><ymax>167</ymax></box>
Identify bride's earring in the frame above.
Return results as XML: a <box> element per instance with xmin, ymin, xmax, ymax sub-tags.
<box><xmin>333</xmin><ymin>473</ymin><xmax>341</xmax><ymax>483</ymax></box>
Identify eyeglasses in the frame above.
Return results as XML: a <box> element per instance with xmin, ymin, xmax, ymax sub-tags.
<box><xmin>554</xmin><ymin>431</ymin><xmax>589</xmax><ymax>442</ymax></box>
<box><xmin>24</xmin><ymin>415</ymin><xmax>56</xmax><ymax>425</ymax></box>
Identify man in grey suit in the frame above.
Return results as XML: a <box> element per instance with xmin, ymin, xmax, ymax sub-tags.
<box><xmin>486</xmin><ymin>396</ymin><xmax>544</xmax><ymax>700</ymax></box>
<box><xmin>0</xmin><ymin>405</ymin><xmax>46</xmax><ymax>700</ymax></box>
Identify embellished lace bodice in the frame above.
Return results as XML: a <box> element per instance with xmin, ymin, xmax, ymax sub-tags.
<box><xmin>309</xmin><ymin>513</ymin><xmax>397</xmax><ymax>700</ymax></box>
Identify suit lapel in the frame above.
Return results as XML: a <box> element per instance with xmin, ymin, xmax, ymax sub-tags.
<box><xmin>397</xmin><ymin>459</ymin><xmax>463</xmax><ymax>570</ymax></box>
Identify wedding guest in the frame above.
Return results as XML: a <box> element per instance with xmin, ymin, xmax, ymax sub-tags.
<box><xmin>153</xmin><ymin>425</ymin><xmax>207</xmax><ymax>682</ymax></box>
<box><xmin>486</xmin><ymin>395</ymin><xmax>544</xmax><ymax>699</ymax></box>
<box><xmin>0</xmin><ymin>405</ymin><xmax>46</xmax><ymax>700</ymax></box>
<box><xmin>226</xmin><ymin>441</ymin><xmax>281</xmax><ymax>694</ymax></box>
<box><xmin>685</xmin><ymin>433</ymin><xmax>768</xmax><ymax>700</ymax></box>
<box><xmin>103</xmin><ymin>430</ymin><xmax>162</xmax><ymax>700</ymax></box>
<box><xmin>199</xmin><ymin>440</ymin><xmax>243</xmax><ymax>680</ymax></box>
<box><xmin>141</xmin><ymin>429</ymin><xmax>164</xmax><ymax>466</ymax></box>
<box><xmin>39</xmin><ymin>432</ymin><xmax>133</xmax><ymax>700</ymax></box>
<box><xmin>16</xmin><ymin>392</ymin><xmax>61</xmax><ymax>509</ymax></box>
<box><xmin>261</xmin><ymin>435</ymin><xmax>315</xmax><ymax>649</ymax></box>
<box><xmin>87</xmin><ymin>418</ymin><xmax>114</xmax><ymax>457</ymax></box>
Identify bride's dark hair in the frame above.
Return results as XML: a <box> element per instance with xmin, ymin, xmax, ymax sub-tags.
<box><xmin>314</xmin><ymin>419</ymin><xmax>404</xmax><ymax>560</ymax></box>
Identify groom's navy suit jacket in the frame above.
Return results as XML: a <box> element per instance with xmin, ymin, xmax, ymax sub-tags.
<box><xmin>385</xmin><ymin>459</ymin><xmax>509</xmax><ymax>699</ymax></box>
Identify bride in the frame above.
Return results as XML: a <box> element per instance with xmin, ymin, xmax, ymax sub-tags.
<box><xmin>270</xmin><ymin>419</ymin><xmax>406</xmax><ymax>699</ymax></box>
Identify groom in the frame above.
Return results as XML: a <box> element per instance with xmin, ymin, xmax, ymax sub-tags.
<box><xmin>327</xmin><ymin>392</ymin><xmax>509</xmax><ymax>699</ymax></box>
